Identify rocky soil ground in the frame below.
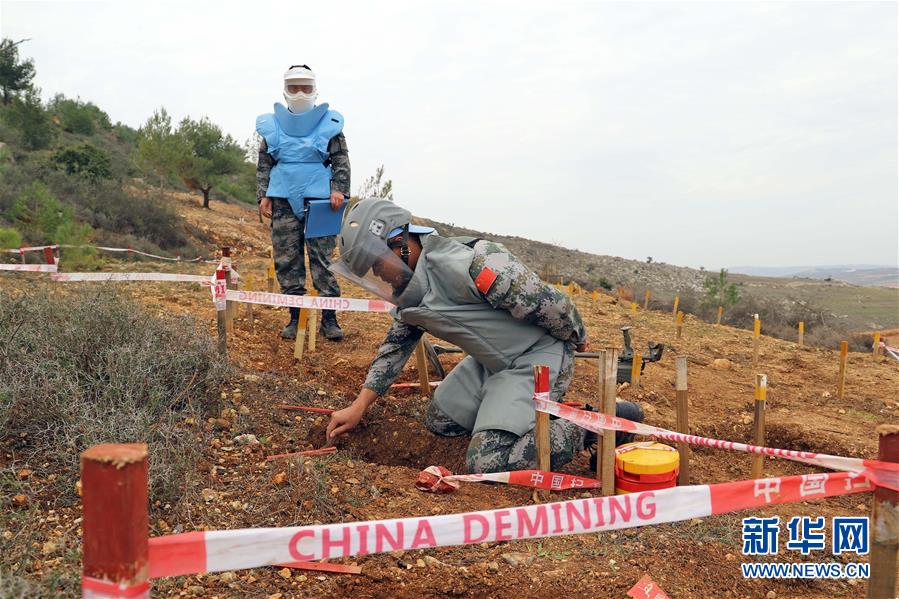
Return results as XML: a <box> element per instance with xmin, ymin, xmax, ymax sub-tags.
<box><xmin>3</xmin><ymin>193</ymin><xmax>897</xmax><ymax>598</ymax></box>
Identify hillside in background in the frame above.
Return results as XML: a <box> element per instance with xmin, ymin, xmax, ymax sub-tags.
<box><xmin>730</xmin><ymin>264</ymin><xmax>899</xmax><ymax>288</ymax></box>
<box><xmin>419</xmin><ymin>217</ymin><xmax>899</xmax><ymax>339</ymax></box>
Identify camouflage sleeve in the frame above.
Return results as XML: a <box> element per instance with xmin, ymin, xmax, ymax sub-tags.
<box><xmin>328</xmin><ymin>133</ymin><xmax>351</xmax><ymax>196</ymax></box>
<box><xmin>256</xmin><ymin>138</ymin><xmax>275</xmax><ymax>203</ymax></box>
<box><xmin>362</xmin><ymin>319</ymin><xmax>424</xmax><ymax>395</ymax></box>
<box><xmin>469</xmin><ymin>240</ymin><xmax>587</xmax><ymax>344</ymax></box>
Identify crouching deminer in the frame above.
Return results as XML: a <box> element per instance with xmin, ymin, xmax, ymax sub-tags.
<box><xmin>325</xmin><ymin>199</ymin><xmax>644</xmax><ymax>473</ymax></box>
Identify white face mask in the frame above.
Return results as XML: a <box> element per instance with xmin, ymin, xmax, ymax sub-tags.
<box><xmin>283</xmin><ymin>89</ymin><xmax>317</xmax><ymax>113</ymax></box>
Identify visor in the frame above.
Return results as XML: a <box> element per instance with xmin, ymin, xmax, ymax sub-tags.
<box><xmin>388</xmin><ymin>224</ymin><xmax>435</xmax><ymax>238</ymax></box>
<box><xmin>328</xmin><ymin>238</ymin><xmax>414</xmax><ymax>303</ymax></box>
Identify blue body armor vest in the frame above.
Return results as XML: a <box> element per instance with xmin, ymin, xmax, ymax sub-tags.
<box><xmin>255</xmin><ymin>103</ymin><xmax>344</xmax><ymax>218</ymax></box>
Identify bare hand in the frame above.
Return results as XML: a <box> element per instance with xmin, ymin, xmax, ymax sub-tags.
<box><xmin>259</xmin><ymin>197</ymin><xmax>273</xmax><ymax>220</ymax></box>
<box><xmin>330</xmin><ymin>191</ymin><xmax>345</xmax><ymax>211</ymax></box>
<box><xmin>326</xmin><ymin>402</ymin><xmax>366</xmax><ymax>441</ymax></box>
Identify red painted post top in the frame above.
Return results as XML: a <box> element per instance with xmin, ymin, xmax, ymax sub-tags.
<box><xmin>533</xmin><ymin>364</ymin><xmax>550</xmax><ymax>394</ymax></box>
<box><xmin>81</xmin><ymin>443</ymin><xmax>149</xmax><ymax>598</ymax></box>
<box><xmin>43</xmin><ymin>246</ymin><xmax>56</xmax><ymax>265</ymax></box>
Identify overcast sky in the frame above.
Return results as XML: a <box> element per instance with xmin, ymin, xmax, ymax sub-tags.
<box><xmin>3</xmin><ymin>1</ymin><xmax>897</xmax><ymax>269</ymax></box>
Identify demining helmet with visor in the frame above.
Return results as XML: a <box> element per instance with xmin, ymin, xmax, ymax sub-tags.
<box><xmin>328</xmin><ymin>198</ymin><xmax>434</xmax><ymax>302</ymax></box>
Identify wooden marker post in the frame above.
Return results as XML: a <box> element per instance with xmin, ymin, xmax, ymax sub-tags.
<box><xmin>675</xmin><ymin>357</ymin><xmax>690</xmax><ymax>485</ymax></box>
<box><xmin>716</xmin><ymin>306</ymin><xmax>723</xmax><ymax>326</ymax></box>
<box><xmin>837</xmin><ymin>340</ymin><xmax>848</xmax><ymax>400</ymax></box>
<box><xmin>592</xmin><ymin>290</ymin><xmax>599</xmax><ymax>303</ymax></box>
<box><xmin>643</xmin><ymin>289</ymin><xmax>651</xmax><ymax>310</ymax></box>
<box><xmin>594</xmin><ymin>350</ymin><xmax>608</xmax><ymax>481</ymax></box>
<box><xmin>797</xmin><ymin>321</ymin><xmax>804</xmax><ymax>347</ymax></box>
<box><xmin>676</xmin><ymin>311</ymin><xmax>684</xmax><ymax>339</ymax></box>
<box><xmin>415</xmin><ymin>338</ymin><xmax>431</xmax><ymax>397</ymax></box>
<box><xmin>631</xmin><ymin>302</ymin><xmax>638</xmax><ymax>318</ymax></box>
<box><xmin>18</xmin><ymin>247</ymin><xmax>25</xmax><ymax>264</ymax></box>
<box><xmin>267</xmin><ymin>246</ymin><xmax>276</xmax><ymax>293</ymax></box>
<box><xmin>533</xmin><ymin>365</ymin><xmax>551</xmax><ymax>502</ymax></box>
<box><xmin>293</xmin><ymin>309</ymin><xmax>309</xmax><ymax>361</ymax></box>
<box><xmin>751</xmin><ymin>315</ymin><xmax>761</xmax><ymax>369</ymax></box>
<box><xmin>872</xmin><ymin>332</ymin><xmax>881</xmax><ymax>358</ymax></box>
<box><xmin>751</xmin><ymin>374</ymin><xmax>767</xmax><ymax>479</ymax></box>
<box><xmin>214</xmin><ymin>267</ymin><xmax>227</xmax><ymax>357</ymax></box>
<box><xmin>672</xmin><ymin>295</ymin><xmax>679</xmax><ymax>319</ymax></box>
<box><xmin>601</xmin><ymin>349</ymin><xmax>619</xmax><ymax>497</ymax></box>
<box><xmin>867</xmin><ymin>425</ymin><xmax>899</xmax><ymax>598</ymax></box>
<box><xmin>307</xmin><ymin>312</ymin><xmax>318</xmax><ymax>353</ymax></box>
<box><xmin>244</xmin><ymin>275</ymin><xmax>255</xmax><ymax>328</ymax></box>
<box><xmin>630</xmin><ymin>353</ymin><xmax>642</xmax><ymax>388</ymax></box>
<box><xmin>221</xmin><ymin>247</ymin><xmax>234</xmax><ymax>334</ymax></box>
<box><xmin>42</xmin><ymin>246</ymin><xmax>56</xmax><ymax>265</ymax></box>
<box><xmin>307</xmin><ymin>290</ymin><xmax>318</xmax><ymax>353</ymax></box>
<box><xmin>81</xmin><ymin>444</ymin><xmax>149</xmax><ymax>599</ymax></box>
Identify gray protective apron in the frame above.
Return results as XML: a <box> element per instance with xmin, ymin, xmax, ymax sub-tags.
<box><xmin>393</xmin><ymin>235</ymin><xmax>565</xmax><ymax>436</ymax></box>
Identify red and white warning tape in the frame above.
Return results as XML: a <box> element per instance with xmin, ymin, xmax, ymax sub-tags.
<box><xmin>3</xmin><ymin>244</ymin><xmax>58</xmax><ymax>253</ymax></box>
<box><xmin>533</xmin><ymin>394</ymin><xmax>899</xmax><ymax>492</ymax></box>
<box><xmin>0</xmin><ymin>263</ymin><xmax>58</xmax><ymax>272</ymax></box>
<box><xmin>50</xmin><ymin>272</ymin><xmax>211</xmax><ymax>283</ymax></box>
<box><xmin>3</xmin><ymin>243</ymin><xmax>215</xmax><ymax>263</ymax></box>
<box><xmin>147</xmin><ymin>470</ymin><xmax>869</xmax><ymax>578</ymax></box>
<box><xmin>416</xmin><ymin>465</ymin><xmax>601</xmax><ymax>493</ymax></box>
<box><xmin>225</xmin><ymin>289</ymin><xmax>394</xmax><ymax>313</ymax></box>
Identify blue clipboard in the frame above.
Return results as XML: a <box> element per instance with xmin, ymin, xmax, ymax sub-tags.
<box><xmin>305</xmin><ymin>199</ymin><xmax>347</xmax><ymax>239</ymax></box>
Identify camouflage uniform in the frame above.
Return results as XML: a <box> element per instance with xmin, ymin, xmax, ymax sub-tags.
<box><xmin>257</xmin><ymin>136</ymin><xmax>350</xmax><ymax>298</ymax></box>
<box><xmin>364</xmin><ymin>237</ymin><xmax>608</xmax><ymax>473</ymax></box>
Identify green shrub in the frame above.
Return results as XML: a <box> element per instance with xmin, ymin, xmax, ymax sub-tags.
<box><xmin>0</xmin><ymin>226</ymin><xmax>20</xmax><ymax>249</ymax></box>
<box><xmin>113</xmin><ymin>121</ymin><xmax>138</xmax><ymax>145</ymax></box>
<box><xmin>0</xmin><ymin>288</ymin><xmax>225</xmax><ymax>596</ymax></box>
<box><xmin>52</xmin><ymin>143</ymin><xmax>112</xmax><ymax>181</ymax></box>
<box><xmin>7</xmin><ymin>181</ymin><xmax>71</xmax><ymax>243</ymax></box>
<box><xmin>54</xmin><ymin>220</ymin><xmax>97</xmax><ymax>269</ymax></box>
<box><xmin>0</xmin><ymin>287</ymin><xmax>225</xmax><ymax>502</ymax></box>
<box><xmin>47</xmin><ymin>94</ymin><xmax>111</xmax><ymax>135</ymax></box>
<box><xmin>1</xmin><ymin>89</ymin><xmax>54</xmax><ymax>150</ymax></box>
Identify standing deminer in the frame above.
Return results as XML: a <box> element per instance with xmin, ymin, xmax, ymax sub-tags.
<box><xmin>325</xmin><ymin>198</ymin><xmax>645</xmax><ymax>474</ymax></box>
<box><xmin>256</xmin><ymin>64</ymin><xmax>349</xmax><ymax>341</ymax></box>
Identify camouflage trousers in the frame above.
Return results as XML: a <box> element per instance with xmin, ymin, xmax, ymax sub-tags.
<box><xmin>271</xmin><ymin>198</ymin><xmax>341</xmax><ymax>297</ymax></box>
<box><xmin>423</xmin><ymin>397</ymin><xmax>586</xmax><ymax>474</ymax></box>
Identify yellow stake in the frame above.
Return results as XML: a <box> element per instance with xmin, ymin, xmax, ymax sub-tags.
<box><xmin>631</xmin><ymin>353</ymin><xmax>642</xmax><ymax>388</ymax></box>
<box><xmin>716</xmin><ymin>305</ymin><xmax>723</xmax><ymax>326</ymax></box>
<box><xmin>872</xmin><ymin>332</ymin><xmax>881</xmax><ymax>358</ymax></box>
<box><xmin>294</xmin><ymin>309</ymin><xmax>309</xmax><ymax>360</ymax></box>
<box><xmin>643</xmin><ymin>289</ymin><xmax>651</xmax><ymax>310</ymax></box>
<box><xmin>837</xmin><ymin>341</ymin><xmax>848</xmax><ymax>400</ymax></box>
<box><xmin>752</xmin><ymin>315</ymin><xmax>761</xmax><ymax>369</ymax></box>
<box><xmin>631</xmin><ymin>302</ymin><xmax>637</xmax><ymax>317</ymax></box>
<box><xmin>676</xmin><ymin>311</ymin><xmax>684</xmax><ymax>339</ymax></box>
<box><xmin>798</xmin><ymin>321</ymin><xmax>804</xmax><ymax>346</ymax></box>
<box><xmin>672</xmin><ymin>295</ymin><xmax>679</xmax><ymax>319</ymax></box>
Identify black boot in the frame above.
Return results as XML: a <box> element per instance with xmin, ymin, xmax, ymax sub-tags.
<box><xmin>320</xmin><ymin>309</ymin><xmax>344</xmax><ymax>341</ymax></box>
<box><xmin>281</xmin><ymin>307</ymin><xmax>300</xmax><ymax>339</ymax></box>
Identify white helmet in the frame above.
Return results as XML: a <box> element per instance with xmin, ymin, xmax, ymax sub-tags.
<box><xmin>283</xmin><ymin>64</ymin><xmax>317</xmax><ymax>113</ymax></box>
